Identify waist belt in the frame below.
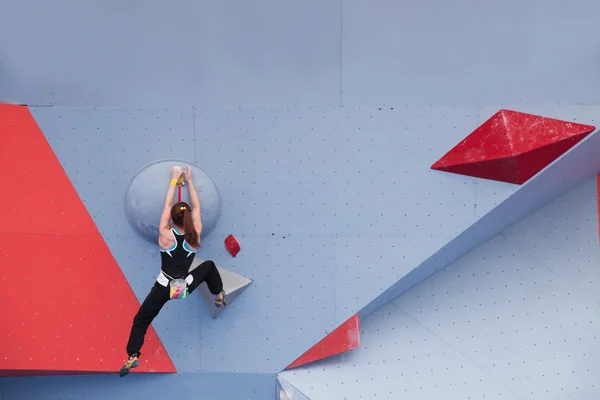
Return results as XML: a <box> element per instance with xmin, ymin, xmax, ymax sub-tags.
<box><xmin>156</xmin><ymin>270</ymin><xmax>194</xmax><ymax>287</ymax></box>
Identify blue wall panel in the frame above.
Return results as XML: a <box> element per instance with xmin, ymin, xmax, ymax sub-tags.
<box><xmin>4</xmin><ymin>1</ymin><xmax>600</xmax><ymax>107</ymax></box>
<box><xmin>360</xmin><ymin>123</ymin><xmax>600</xmax><ymax>320</ymax></box>
<box><xmin>502</xmin><ymin>177</ymin><xmax>600</xmax><ymax>306</ymax></box>
<box><xmin>395</xmin><ymin>206</ymin><xmax>600</xmax><ymax>397</ymax></box>
<box><xmin>27</xmin><ymin>103</ymin><xmax>600</xmax><ymax>382</ymax></box>
<box><xmin>281</xmin><ymin>177</ymin><xmax>600</xmax><ymax>399</ymax></box>
<box><xmin>194</xmin><ymin>106</ymin><xmax>484</xmax><ymax>237</ymax></box>
<box><xmin>341</xmin><ymin>0</ymin><xmax>600</xmax><ymax>107</ymax></box>
<box><xmin>3</xmin><ymin>0</ymin><xmax>600</xmax><ymax>398</ymax></box>
<box><xmin>0</xmin><ymin>0</ymin><xmax>341</xmax><ymax>108</ymax></box>
<box><xmin>197</xmin><ymin>233</ymin><xmax>336</xmax><ymax>373</ymax></box>
<box><xmin>332</xmin><ymin>234</ymin><xmax>449</xmax><ymax>325</ymax></box>
<box><xmin>2</xmin><ymin>372</ymin><xmax>276</xmax><ymax>400</ymax></box>
<box><xmin>280</xmin><ymin>302</ymin><xmax>523</xmax><ymax>399</ymax></box>
<box><xmin>27</xmin><ymin>103</ymin><xmax>528</xmax><ymax>379</ymax></box>
<box><xmin>193</xmin><ymin>105</ymin><xmax>525</xmax><ymax>331</ymax></box>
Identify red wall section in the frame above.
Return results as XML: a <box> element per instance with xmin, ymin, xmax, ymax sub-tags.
<box><xmin>0</xmin><ymin>104</ymin><xmax>176</xmax><ymax>376</ymax></box>
<box><xmin>286</xmin><ymin>314</ymin><xmax>360</xmax><ymax>370</ymax></box>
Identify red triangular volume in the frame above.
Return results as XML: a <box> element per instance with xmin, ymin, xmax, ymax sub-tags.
<box><xmin>431</xmin><ymin>109</ymin><xmax>596</xmax><ymax>184</ymax></box>
<box><xmin>0</xmin><ymin>104</ymin><xmax>176</xmax><ymax>377</ymax></box>
<box><xmin>286</xmin><ymin>314</ymin><xmax>360</xmax><ymax>370</ymax></box>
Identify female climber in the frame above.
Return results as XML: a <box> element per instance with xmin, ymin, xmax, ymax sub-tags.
<box><xmin>119</xmin><ymin>165</ymin><xmax>226</xmax><ymax>377</ymax></box>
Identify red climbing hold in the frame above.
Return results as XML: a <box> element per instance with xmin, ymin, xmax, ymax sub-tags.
<box><xmin>431</xmin><ymin>109</ymin><xmax>596</xmax><ymax>184</ymax></box>
<box><xmin>225</xmin><ymin>234</ymin><xmax>241</xmax><ymax>257</ymax></box>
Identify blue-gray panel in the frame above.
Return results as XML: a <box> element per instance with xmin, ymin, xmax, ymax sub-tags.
<box><xmin>341</xmin><ymin>0</ymin><xmax>600</xmax><ymax>106</ymax></box>
<box><xmin>503</xmin><ymin>178</ymin><xmax>600</xmax><ymax>305</ymax></box>
<box><xmin>474</xmin><ymin>179</ymin><xmax>518</xmax><ymax>220</ymax></box>
<box><xmin>359</xmin><ymin>127</ymin><xmax>600</xmax><ymax>320</ymax></box>
<box><xmin>332</xmin><ymin>234</ymin><xmax>450</xmax><ymax>325</ymax></box>
<box><xmin>194</xmin><ymin>105</ymin><xmax>482</xmax><ymax>238</ymax></box>
<box><xmin>194</xmin><ymin>105</ymin><xmax>529</xmax><ymax>353</ymax></box>
<box><xmin>191</xmin><ymin>0</ymin><xmax>341</xmax><ymax>108</ymax></box>
<box><xmin>0</xmin><ymin>0</ymin><xmax>340</xmax><ymax>107</ymax></box>
<box><xmin>29</xmin><ymin>106</ymin><xmax>195</xmax><ymax>239</ymax></box>
<box><xmin>196</xmin><ymin>233</ymin><xmax>336</xmax><ymax>373</ymax></box>
<box><xmin>1</xmin><ymin>372</ymin><xmax>276</xmax><ymax>400</ymax></box>
<box><xmin>30</xmin><ymin>104</ymin><xmax>524</xmax><ymax>375</ymax></box>
<box><xmin>280</xmin><ymin>303</ymin><xmax>522</xmax><ymax>400</ymax></box>
<box><xmin>396</xmin><ymin>232</ymin><xmax>600</xmax><ymax>399</ymax></box>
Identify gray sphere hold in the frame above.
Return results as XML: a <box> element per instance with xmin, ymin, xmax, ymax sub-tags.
<box><xmin>125</xmin><ymin>159</ymin><xmax>222</xmax><ymax>245</ymax></box>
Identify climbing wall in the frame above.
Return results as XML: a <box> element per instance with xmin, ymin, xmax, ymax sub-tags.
<box><xmin>3</xmin><ymin>1</ymin><xmax>600</xmax><ymax>107</ymax></box>
<box><xmin>2</xmin><ymin>1</ymin><xmax>600</xmax><ymax>399</ymax></box>
<box><xmin>25</xmin><ymin>104</ymin><xmax>526</xmax><ymax>374</ymax></box>
<box><xmin>2</xmin><ymin>102</ymin><xmax>594</xmax><ymax>398</ymax></box>
<box><xmin>279</xmin><ymin>177</ymin><xmax>600</xmax><ymax>399</ymax></box>
<box><xmin>0</xmin><ymin>373</ymin><xmax>276</xmax><ymax>400</ymax></box>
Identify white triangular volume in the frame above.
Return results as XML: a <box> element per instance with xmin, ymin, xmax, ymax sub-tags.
<box><xmin>189</xmin><ymin>258</ymin><xmax>252</xmax><ymax>318</ymax></box>
<box><xmin>277</xmin><ymin>377</ymin><xmax>290</xmax><ymax>400</ymax></box>
<box><xmin>277</xmin><ymin>376</ymin><xmax>311</xmax><ymax>400</ymax></box>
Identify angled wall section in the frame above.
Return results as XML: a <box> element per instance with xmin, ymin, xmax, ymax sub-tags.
<box><xmin>281</xmin><ymin>177</ymin><xmax>600</xmax><ymax>399</ymax></box>
<box><xmin>0</xmin><ymin>104</ymin><xmax>175</xmax><ymax>376</ymax></box>
<box><xmin>359</xmin><ymin>129</ymin><xmax>600</xmax><ymax>320</ymax></box>
<box><xmin>277</xmin><ymin>376</ymin><xmax>311</xmax><ymax>400</ymax></box>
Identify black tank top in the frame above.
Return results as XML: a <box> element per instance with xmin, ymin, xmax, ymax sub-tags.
<box><xmin>160</xmin><ymin>228</ymin><xmax>197</xmax><ymax>279</ymax></box>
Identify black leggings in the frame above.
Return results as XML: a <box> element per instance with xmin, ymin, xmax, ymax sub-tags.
<box><xmin>126</xmin><ymin>260</ymin><xmax>223</xmax><ymax>357</ymax></box>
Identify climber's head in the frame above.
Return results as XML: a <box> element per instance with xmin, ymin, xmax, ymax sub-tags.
<box><xmin>170</xmin><ymin>201</ymin><xmax>199</xmax><ymax>247</ymax></box>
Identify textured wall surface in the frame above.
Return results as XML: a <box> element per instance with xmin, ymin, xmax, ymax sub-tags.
<box><xmin>2</xmin><ymin>0</ymin><xmax>600</xmax><ymax>399</ymax></box>
<box><xmin>280</xmin><ymin>177</ymin><xmax>600</xmax><ymax>399</ymax></box>
<box><xmin>0</xmin><ymin>373</ymin><xmax>276</xmax><ymax>400</ymax></box>
<box><xmin>23</xmin><ymin>104</ymin><xmax>514</xmax><ymax>375</ymax></box>
<box><xmin>3</xmin><ymin>0</ymin><xmax>600</xmax><ymax>108</ymax></box>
